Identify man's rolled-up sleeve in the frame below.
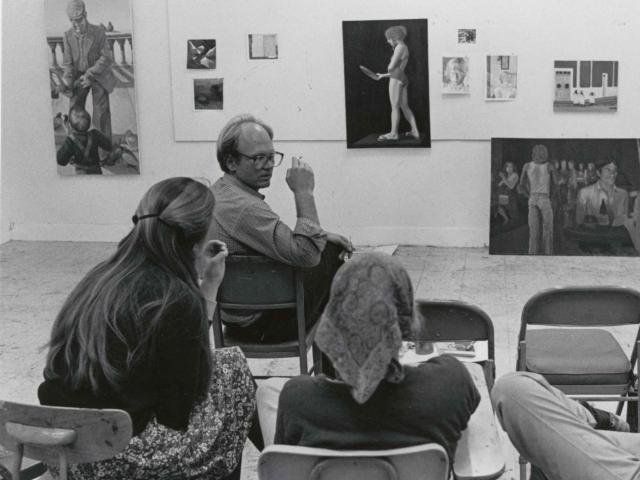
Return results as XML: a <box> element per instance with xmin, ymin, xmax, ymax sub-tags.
<box><xmin>233</xmin><ymin>203</ymin><xmax>327</xmax><ymax>268</ymax></box>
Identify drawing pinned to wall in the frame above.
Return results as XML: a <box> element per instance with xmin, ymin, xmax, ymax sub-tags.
<box><xmin>486</xmin><ymin>55</ymin><xmax>517</xmax><ymax>100</ymax></box>
<box><xmin>490</xmin><ymin>138</ymin><xmax>640</xmax><ymax>257</ymax></box>
<box><xmin>342</xmin><ymin>19</ymin><xmax>430</xmax><ymax>149</ymax></box>
<box><xmin>442</xmin><ymin>56</ymin><xmax>469</xmax><ymax>94</ymax></box>
<box><xmin>249</xmin><ymin>34</ymin><xmax>278</xmax><ymax>59</ymax></box>
<box><xmin>553</xmin><ymin>60</ymin><xmax>618</xmax><ymax>112</ymax></box>
<box><xmin>458</xmin><ymin>29</ymin><xmax>476</xmax><ymax>44</ymax></box>
<box><xmin>194</xmin><ymin>78</ymin><xmax>223</xmax><ymax>110</ymax></box>
<box><xmin>187</xmin><ymin>39</ymin><xmax>216</xmax><ymax>69</ymax></box>
<box><xmin>46</xmin><ymin>0</ymin><xmax>140</xmax><ymax>175</ymax></box>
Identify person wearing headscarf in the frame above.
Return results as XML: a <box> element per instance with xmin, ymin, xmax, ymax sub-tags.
<box><xmin>256</xmin><ymin>253</ymin><xmax>480</xmax><ymax>461</ymax></box>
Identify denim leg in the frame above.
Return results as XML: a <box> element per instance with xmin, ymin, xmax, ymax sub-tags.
<box><xmin>492</xmin><ymin>372</ymin><xmax>640</xmax><ymax>480</ymax></box>
<box><xmin>538</xmin><ymin>196</ymin><xmax>554</xmax><ymax>255</ymax></box>
<box><xmin>528</xmin><ymin>202</ymin><xmax>541</xmax><ymax>255</ymax></box>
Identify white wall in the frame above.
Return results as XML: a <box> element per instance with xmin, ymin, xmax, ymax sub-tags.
<box><xmin>2</xmin><ymin>0</ymin><xmax>637</xmax><ymax>247</ymax></box>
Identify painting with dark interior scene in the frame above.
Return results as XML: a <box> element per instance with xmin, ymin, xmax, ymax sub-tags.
<box><xmin>46</xmin><ymin>0</ymin><xmax>140</xmax><ymax>176</ymax></box>
<box><xmin>342</xmin><ymin>19</ymin><xmax>430</xmax><ymax>149</ymax></box>
<box><xmin>194</xmin><ymin>78</ymin><xmax>223</xmax><ymax>110</ymax></box>
<box><xmin>490</xmin><ymin>138</ymin><xmax>640</xmax><ymax>257</ymax></box>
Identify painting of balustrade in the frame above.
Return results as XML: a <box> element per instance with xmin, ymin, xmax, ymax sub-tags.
<box><xmin>45</xmin><ymin>0</ymin><xmax>140</xmax><ymax>175</ymax></box>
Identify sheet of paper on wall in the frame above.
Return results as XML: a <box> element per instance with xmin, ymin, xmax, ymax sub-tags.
<box><xmin>249</xmin><ymin>34</ymin><xmax>278</xmax><ymax>59</ymax></box>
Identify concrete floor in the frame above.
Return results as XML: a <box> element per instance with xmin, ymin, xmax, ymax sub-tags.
<box><xmin>2</xmin><ymin>241</ymin><xmax>640</xmax><ymax>479</ymax></box>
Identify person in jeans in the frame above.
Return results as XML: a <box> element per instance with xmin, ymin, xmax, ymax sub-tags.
<box><xmin>492</xmin><ymin>371</ymin><xmax>634</xmax><ymax>480</ymax></box>
<box><xmin>519</xmin><ymin>144</ymin><xmax>558</xmax><ymax>255</ymax></box>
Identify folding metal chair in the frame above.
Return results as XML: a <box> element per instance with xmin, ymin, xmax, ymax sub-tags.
<box><xmin>516</xmin><ymin>286</ymin><xmax>640</xmax><ymax>479</ymax></box>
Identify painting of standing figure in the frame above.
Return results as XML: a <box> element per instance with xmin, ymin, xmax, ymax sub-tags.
<box><xmin>490</xmin><ymin>138</ymin><xmax>640</xmax><ymax>257</ymax></box>
<box><xmin>342</xmin><ymin>19</ymin><xmax>430</xmax><ymax>149</ymax></box>
<box><xmin>46</xmin><ymin>0</ymin><xmax>140</xmax><ymax>175</ymax></box>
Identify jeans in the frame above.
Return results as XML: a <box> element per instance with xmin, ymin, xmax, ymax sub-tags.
<box><xmin>491</xmin><ymin>372</ymin><xmax>640</xmax><ymax>480</ymax></box>
<box><xmin>528</xmin><ymin>193</ymin><xmax>554</xmax><ymax>255</ymax></box>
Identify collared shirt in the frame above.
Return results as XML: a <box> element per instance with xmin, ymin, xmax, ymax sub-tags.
<box><xmin>208</xmin><ymin>174</ymin><xmax>327</xmax><ymax>326</ymax></box>
<box><xmin>208</xmin><ymin>173</ymin><xmax>326</xmax><ymax>265</ymax></box>
<box><xmin>576</xmin><ymin>182</ymin><xmax>629</xmax><ymax>227</ymax></box>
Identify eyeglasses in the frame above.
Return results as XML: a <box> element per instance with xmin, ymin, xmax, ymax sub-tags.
<box><xmin>235</xmin><ymin>151</ymin><xmax>284</xmax><ymax>168</ymax></box>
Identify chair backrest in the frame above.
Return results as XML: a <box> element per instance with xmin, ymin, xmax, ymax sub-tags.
<box><xmin>0</xmin><ymin>400</ymin><xmax>131</xmax><ymax>474</ymax></box>
<box><xmin>519</xmin><ymin>286</ymin><xmax>640</xmax><ymax>339</ymax></box>
<box><xmin>413</xmin><ymin>300</ymin><xmax>495</xmax><ymax>359</ymax></box>
<box><xmin>413</xmin><ymin>299</ymin><xmax>496</xmax><ymax>387</ymax></box>
<box><xmin>258</xmin><ymin>444</ymin><xmax>449</xmax><ymax>480</ymax></box>
<box><xmin>217</xmin><ymin>255</ymin><xmax>302</xmax><ymax>309</ymax></box>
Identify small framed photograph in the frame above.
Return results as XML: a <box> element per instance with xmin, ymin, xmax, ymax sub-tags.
<box><xmin>187</xmin><ymin>39</ymin><xmax>216</xmax><ymax>69</ymax></box>
<box><xmin>442</xmin><ymin>56</ymin><xmax>470</xmax><ymax>94</ymax></box>
<box><xmin>193</xmin><ymin>78</ymin><xmax>223</xmax><ymax>110</ymax></box>
<box><xmin>248</xmin><ymin>34</ymin><xmax>278</xmax><ymax>59</ymax></box>
<box><xmin>458</xmin><ymin>29</ymin><xmax>476</xmax><ymax>44</ymax></box>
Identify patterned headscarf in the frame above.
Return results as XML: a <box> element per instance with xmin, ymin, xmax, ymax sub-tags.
<box><xmin>315</xmin><ymin>252</ymin><xmax>414</xmax><ymax>404</ymax></box>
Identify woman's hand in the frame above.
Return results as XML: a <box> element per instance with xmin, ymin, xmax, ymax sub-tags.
<box><xmin>198</xmin><ymin>240</ymin><xmax>228</xmax><ymax>301</ymax></box>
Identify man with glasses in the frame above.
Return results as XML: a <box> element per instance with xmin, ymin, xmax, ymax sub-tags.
<box><xmin>207</xmin><ymin>114</ymin><xmax>353</xmax><ymax>343</ymax></box>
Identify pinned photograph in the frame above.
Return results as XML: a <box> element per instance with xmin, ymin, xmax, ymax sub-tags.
<box><xmin>553</xmin><ymin>60</ymin><xmax>618</xmax><ymax>112</ymax></box>
<box><xmin>489</xmin><ymin>138</ymin><xmax>640</xmax><ymax>257</ymax></box>
<box><xmin>46</xmin><ymin>0</ymin><xmax>140</xmax><ymax>175</ymax></box>
<box><xmin>187</xmin><ymin>39</ymin><xmax>216</xmax><ymax>69</ymax></box>
<box><xmin>194</xmin><ymin>78</ymin><xmax>223</xmax><ymax>110</ymax></box>
<box><xmin>442</xmin><ymin>56</ymin><xmax>470</xmax><ymax>94</ymax></box>
<box><xmin>486</xmin><ymin>55</ymin><xmax>517</xmax><ymax>100</ymax></box>
<box><xmin>249</xmin><ymin>34</ymin><xmax>278</xmax><ymax>59</ymax></box>
<box><xmin>342</xmin><ymin>19</ymin><xmax>430</xmax><ymax>149</ymax></box>
<box><xmin>458</xmin><ymin>29</ymin><xmax>476</xmax><ymax>44</ymax></box>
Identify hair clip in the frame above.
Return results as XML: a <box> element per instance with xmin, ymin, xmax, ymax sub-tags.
<box><xmin>132</xmin><ymin>213</ymin><xmax>160</xmax><ymax>225</ymax></box>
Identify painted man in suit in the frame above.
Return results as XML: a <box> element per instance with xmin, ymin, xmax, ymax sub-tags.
<box><xmin>62</xmin><ymin>0</ymin><xmax>116</xmax><ymax>143</ymax></box>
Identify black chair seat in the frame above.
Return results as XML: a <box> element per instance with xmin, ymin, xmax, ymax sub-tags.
<box><xmin>525</xmin><ymin>329</ymin><xmax>631</xmax><ymax>385</ymax></box>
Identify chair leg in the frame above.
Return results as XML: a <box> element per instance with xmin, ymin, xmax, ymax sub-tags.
<box><xmin>311</xmin><ymin>344</ymin><xmax>322</xmax><ymax>375</ymax></box>
<box><xmin>10</xmin><ymin>443</ymin><xmax>23</xmax><ymax>480</ymax></box>
<box><xmin>519</xmin><ymin>455</ymin><xmax>527</xmax><ymax>480</ymax></box>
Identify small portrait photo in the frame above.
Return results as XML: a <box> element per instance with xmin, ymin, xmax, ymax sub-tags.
<box><xmin>193</xmin><ymin>78</ymin><xmax>223</xmax><ymax>110</ymax></box>
<box><xmin>486</xmin><ymin>55</ymin><xmax>517</xmax><ymax>100</ymax></box>
<box><xmin>249</xmin><ymin>34</ymin><xmax>278</xmax><ymax>59</ymax></box>
<box><xmin>187</xmin><ymin>39</ymin><xmax>216</xmax><ymax>69</ymax></box>
<box><xmin>490</xmin><ymin>138</ymin><xmax>640</xmax><ymax>257</ymax></box>
<box><xmin>553</xmin><ymin>60</ymin><xmax>618</xmax><ymax>112</ymax></box>
<box><xmin>442</xmin><ymin>56</ymin><xmax>470</xmax><ymax>94</ymax></box>
<box><xmin>458</xmin><ymin>29</ymin><xmax>476</xmax><ymax>44</ymax></box>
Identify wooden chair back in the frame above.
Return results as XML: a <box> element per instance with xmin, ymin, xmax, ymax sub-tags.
<box><xmin>258</xmin><ymin>444</ymin><xmax>449</xmax><ymax>480</ymax></box>
<box><xmin>0</xmin><ymin>400</ymin><xmax>132</xmax><ymax>480</ymax></box>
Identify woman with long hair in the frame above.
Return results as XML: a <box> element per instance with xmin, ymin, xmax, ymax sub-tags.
<box><xmin>39</xmin><ymin>177</ymin><xmax>256</xmax><ymax>479</ymax></box>
<box><xmin>375</xmin><ymin>25</ymin><xmax>420</xmax><ymax>141</ymax></box>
